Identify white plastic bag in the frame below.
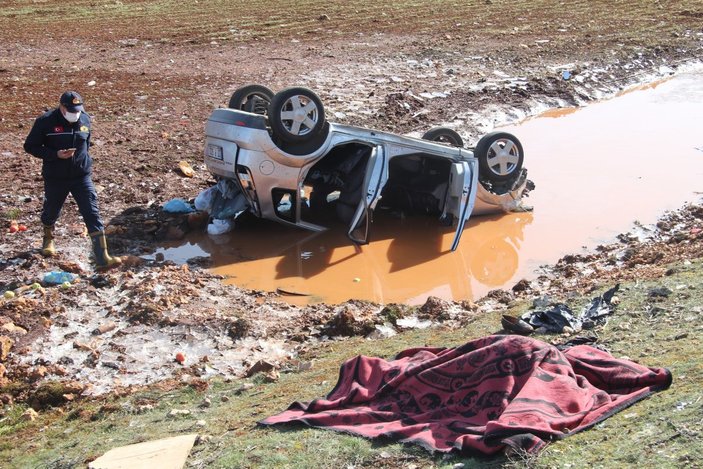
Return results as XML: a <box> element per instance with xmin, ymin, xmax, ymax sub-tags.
<box><xmin>194</xmin><ymin>186</ymin><xmax>218</xmax><ymax>212</ymax></box>
<box><xmin>207</xmin><ymin>218</ymin><xmax>235</xmax><ymax>235</ymax></box>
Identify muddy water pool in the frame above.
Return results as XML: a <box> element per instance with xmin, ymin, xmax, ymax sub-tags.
<box><xmin>158</xmin><ymin>71</ymin><xmax>703</xmax><ymax>305</ymax></box>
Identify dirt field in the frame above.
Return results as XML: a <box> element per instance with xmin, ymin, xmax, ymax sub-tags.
<box><xmin>1</xmin><ymin>0</ymin><xmax>703</xmax><ymax>466</ymax></box>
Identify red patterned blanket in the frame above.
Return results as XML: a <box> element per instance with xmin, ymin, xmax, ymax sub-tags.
<box><xmin>260</xmin><ymin>335</ymin><xmax>671</xmax><ymax>454</ymax></box>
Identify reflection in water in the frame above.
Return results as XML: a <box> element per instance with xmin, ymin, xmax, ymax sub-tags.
<box><xmin>157</xmin><ymin>70</ymin><xmax>703</xmax><ymax>305</ymax></box>
<box><xmin>164</xmin><ymin>211</ymin><xmax>532</xmax><ymax>305</ymax></box>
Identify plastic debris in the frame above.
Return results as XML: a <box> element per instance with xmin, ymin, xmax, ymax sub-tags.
<box><xmin>194</xmin><ymin>185</ymin><xmax>218</xmax><ymax>212</ymax></box>
<box><xmin>216</xmin><ymin>179</ymin><xmax>239</xmax><ymax>199</ymax></box>
<box><xmin>178</xmin><ymin>160</ymin><xmax>194</xmax><ymax>177</ymax></box>
<box><xmin>211</xmin><ymin>181</ymin><xmax>248</xmax><ymax>219</ymax></box>
<box><xmin>580</xmin><ymin>284</ymin><xmax>620</xmax><ymax>329</ymax></box>
<box><xmin>162</xmin><ymin>198</ymin><xmax>195</xmax><ymax>214</ymax></box>
<box><xmin>207</xmin><ymin>218</ymin><xmax>235</xmax><ymax>235</ymax></box>
<box><xmin>43</xmin><ymin>271</ymin><xmax>78</xmax><ymax>285</ymax></box>
<box><xmin>522</xmin><ymin>303</ymin><xmax>580</xmax><ymax>332</ymax></box>
<box><xmin>88</xmin><ymin>434</ymin><xmax>197</xmax><ymax>469</ymax></box>
<box><xmin>562</xmin><ymin>70</ymin><xmax>572</xmax><ymax>80</ymax></box>
<box><xmin>520</xmin><ymin>285</ymin><xmax>620</xmax><ymax>333</ymax></box>
<box><xmin>196</xmin><ymin>180</ymin><xmax>249</xmax><ymax>220</ymax></box>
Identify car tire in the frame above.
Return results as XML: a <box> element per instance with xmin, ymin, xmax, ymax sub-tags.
<box><xmin>269</xmin><ymin>87</ymin><xmax>326</xmax><ymax>142</ymax></box>
<box><xmin>228</xmin><ymin>84</ymin><xmax>274</xmax><ymax>115</ymax></box>
<box><xmin>475</xmin><ymin>131</ymin><xmax>524</xmax><ymax>182</ymax></box>
<box><xmin>422</xmin><ymin>127</ymin><xmax>464</xmax><ymax>147</ymax></box>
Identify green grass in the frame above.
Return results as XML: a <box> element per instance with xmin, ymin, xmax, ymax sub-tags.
<box><xmin>2</xmin><ymin>259</ymin><xmax>702</xmax><ymax>468</ymax></box>
<box><xmin>1</xmin><ymin>208</ymin><xmax>21</xmax><ymax>222</ymax></box>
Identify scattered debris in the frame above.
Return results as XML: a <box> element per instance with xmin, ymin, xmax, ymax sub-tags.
<box><xmin>162</xmin><ymin>198</ymin><xmax>195</xmax><ymax>214</ymax></box>
<box><xmin>501</xmin><ymin>314</ymin><xmax>534</xmax><ymax>335</ymax></box>
<box><xmin>519</xmin><ymin>285</ymin><xmax>621</xmax><ymax>333</ymax></box>
<box><xmin>88</xmin><ymin>434</ymin><xmax>197</xmax><ymax>469</ymax></box>
<box><xmin>42</xmin><ymin>271</ymin><xmax>77</xmax><ymax>286</ymax></box>
<box><xmin>177</xmin><ymin>160</ymin><xmax>195</xmax><ymax>178</ymax></box>
<box><xmin>648</xmin><ymin>286</ymin><xmax>673</xmax><ymax>298</ymax></box>
<box><xmin>580</xmin><ymin>284</ymin><xmax>621</xmax><ymax>329</ymax></box>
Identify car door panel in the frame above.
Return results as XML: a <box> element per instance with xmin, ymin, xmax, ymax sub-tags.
<box><xmin>449</xmin><ymin>160</ymin><xmax>478</xmax><ymax>251</ymax></box>
<box><xmin>347</xmin><ymin>146</ymin><xmax>387</xmax><ymax>245</ymax></box>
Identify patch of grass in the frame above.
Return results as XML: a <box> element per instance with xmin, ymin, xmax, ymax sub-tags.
<box><xmin>2</xmin><ymin>208</ymin><xmax>21</xmax><ymax>222</ymax></box>
<box><xmin>0</xmin><ymin>404</ymin><xmax>32</xmax><ymax>442</ymax></box>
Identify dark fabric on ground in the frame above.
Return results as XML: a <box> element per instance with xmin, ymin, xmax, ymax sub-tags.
<box><xmin>260</xmin><ymin>335</ymin><xmax>671</xmax><ymax>455</ymax></box>
<box><xmin>521</xmin><ymin>285</ymin><xmax>621</xmax><ymax>332</ymax></box>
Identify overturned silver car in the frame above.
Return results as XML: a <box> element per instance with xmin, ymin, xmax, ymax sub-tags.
<box><xmin>203</xmin><ymin>85</ymin><xmax>532</xmax><ymax>251</ymax></box>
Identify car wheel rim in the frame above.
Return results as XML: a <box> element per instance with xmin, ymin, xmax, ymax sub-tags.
<box><xmin>486</xmin><ymin>138</ymin><xmax>520</xmax><ymax>176</ymax></box>
<box><xmin>279</xmin><ymin>95</ymin><xmax>319</xmax><ymax>136</ymax></box>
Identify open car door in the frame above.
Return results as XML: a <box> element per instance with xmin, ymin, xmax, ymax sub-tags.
<box><xmin>445</xmin><ymin>159</ymin><xmax>478</xmax><ymax>251</ymax></box>
<box><xmin>347</xmin><ymin>145</ymin><xmax>387</xmax><ymax>245</ymax></box>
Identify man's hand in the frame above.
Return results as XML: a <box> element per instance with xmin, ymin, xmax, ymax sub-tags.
<box><xmin>57</xmin><ymin>148</ymin><xmax>76</xmax><ymax>159</ymax></box>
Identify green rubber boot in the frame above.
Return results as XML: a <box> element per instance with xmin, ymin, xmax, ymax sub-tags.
<box><xmin>89</xmin><ymin>231</ymin><xmax>122</xmax><ymax>269</ymax></box>
<box><xmin>41</xmin><ymin>224</ymin><xmax>56</xmax><ymax>257</ymax></box>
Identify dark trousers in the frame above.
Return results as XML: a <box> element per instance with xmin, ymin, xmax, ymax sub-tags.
<box><xmin>41</xmin><ymin>175</ymin><xmax>104</xmax><ymax>233</ymax></box>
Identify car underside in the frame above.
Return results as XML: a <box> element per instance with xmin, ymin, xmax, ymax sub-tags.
<box><xmin>203</xmin><ymin>85</ymin><xmax>533</xmax><ymax>250</ymax></box>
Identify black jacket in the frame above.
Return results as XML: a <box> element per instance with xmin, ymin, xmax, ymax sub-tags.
<box><xmin>24</xmin><ymin>108</ymin><xmax>93</xmax><ymax>180</ymax></box>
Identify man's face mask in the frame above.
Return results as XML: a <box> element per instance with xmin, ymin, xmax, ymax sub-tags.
<box><xmin>62</xmin><ymin>109</ymin><xmax>81</xmax><ymax>123</ymax></box>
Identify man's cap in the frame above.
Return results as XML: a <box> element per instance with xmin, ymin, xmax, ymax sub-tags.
<box><xmin>59</xmin><ymin>91</ymin><xmax>84</xmax><ymax>112</ymax></box>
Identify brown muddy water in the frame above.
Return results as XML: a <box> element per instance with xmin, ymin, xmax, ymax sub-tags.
<box><xmin>157</xmin><ymin>70</ymin><xmax>703</xmax><ymax>305</ymax></box>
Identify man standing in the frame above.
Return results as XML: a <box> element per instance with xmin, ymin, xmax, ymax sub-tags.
<box><xmin>23</xmin><ymin>91</ymin><xmax>121</xmax><ymax>269</ymax></box>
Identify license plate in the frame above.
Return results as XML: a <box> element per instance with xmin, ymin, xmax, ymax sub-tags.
<box><xmin>206</xmin><ymin>144</ymin><xmax>224</xmax><ymax>160</ymax></box>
